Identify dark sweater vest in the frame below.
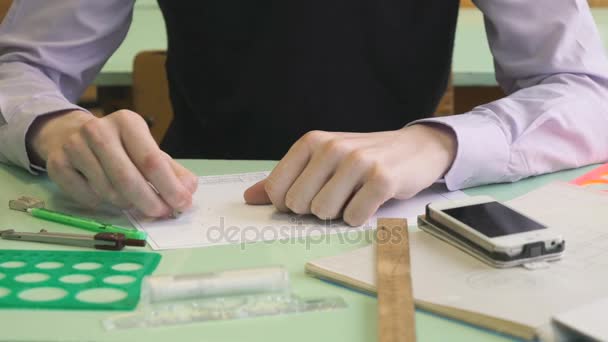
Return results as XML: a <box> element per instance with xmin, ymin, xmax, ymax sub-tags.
<box><xmin>156</xmin><ymin>0</ymin><xmax>459</xmax><ymax>159</ymax></box>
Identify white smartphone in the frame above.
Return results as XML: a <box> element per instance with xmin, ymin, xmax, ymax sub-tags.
<box><xmin>424</xmin><ymin>195</ymin><xmax>565</xmax><ymax>267</ymax></box>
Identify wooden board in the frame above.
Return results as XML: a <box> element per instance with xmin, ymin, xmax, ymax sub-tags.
<box><xmin>376</xmin><ymin>218</ymin><xmax>416</xmax><ymax>342</ymax></box>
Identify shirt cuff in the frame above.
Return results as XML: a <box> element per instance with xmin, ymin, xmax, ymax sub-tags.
<box><xmin>0</xmin><ymin>95</ymin><xmax>86</xmax><ymax>174</ymax></box>
<box><xmin>409</xmin><ymin>113</ymin><xmax>511</xmax><ymax>190</ymax></box>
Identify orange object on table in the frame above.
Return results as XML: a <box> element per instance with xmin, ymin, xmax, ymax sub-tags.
<box><xmin>571</xmin><ymin>163</ymin><xmax>608</xmax><ymax>192</ymax></box>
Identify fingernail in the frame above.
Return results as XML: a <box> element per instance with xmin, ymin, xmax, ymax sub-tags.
<box><xmin>170</xmin><ymin>210</ymin><xmax>182</xmax><ymax>219</ymax></box>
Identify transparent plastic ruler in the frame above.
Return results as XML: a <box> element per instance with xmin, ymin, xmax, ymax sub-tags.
<box><xmin>103</xmin><ymin>293</ymin><xmax>346</xmax><ymax>330</ymax></box>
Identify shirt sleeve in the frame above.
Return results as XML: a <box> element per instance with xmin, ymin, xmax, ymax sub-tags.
<box><xmin>413</xmin><ymin>0</ymin><xmax>608</xmax><ymax>190</ymax></box>
<box><xmin>0</xmin><ymin>0</ymin><xmax>135</xmax><ymax>173</ymax></box>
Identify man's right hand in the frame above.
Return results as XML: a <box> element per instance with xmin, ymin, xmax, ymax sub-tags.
<box><xmin>28</xmin><ymin>109</ymin><xmax>198</xmax><ymax>217</ymax></box>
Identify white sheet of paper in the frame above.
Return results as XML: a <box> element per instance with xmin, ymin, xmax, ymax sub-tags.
<box><xmin>553</xmin><ymin>296</ymin><xmax>608</xmax><ymax>341</ymax></box>
<box><xmin>126</xmin><ymin>172</ymin><xmax>466</xmax><ymax>250</ymax></box>
<box><xmin>306</xmin><ymin>182</ymin><xmax>608</xmax><ymax>340</ymax></box>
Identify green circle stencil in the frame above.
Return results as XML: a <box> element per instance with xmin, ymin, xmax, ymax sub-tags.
<box><xmin>0</xmin><ymin>250</ymin><xmax>161</xmax><ymax>311</ymax></box>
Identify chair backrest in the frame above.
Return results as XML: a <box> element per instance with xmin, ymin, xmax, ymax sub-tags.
<box><xmin>0</xmin><ymin>0</ymin><xmax>12</xmax><ymax>22</ymax></box>
<box><xmin>434</xmin><ymin>74</ymin><xmax>454</xmax><ymax>117</ymax></box>
<box><xmin>132</xmin><ymin>50</ymin><xmax>174</xmax><ymax>144</ymax></box>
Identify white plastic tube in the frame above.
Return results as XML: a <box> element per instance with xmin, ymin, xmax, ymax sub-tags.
<box><xmin>140</xmin><ymin>266</ymin><xmax>290</xmax><ymax>304</ymax></box>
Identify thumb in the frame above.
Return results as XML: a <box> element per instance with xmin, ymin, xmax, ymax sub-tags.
<box><xmin>244</xmin><ymin>179</ymin><xmax>272</xmax><ymax>205</ymax></box>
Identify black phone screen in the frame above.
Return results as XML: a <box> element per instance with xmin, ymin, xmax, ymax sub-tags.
<box><xmin>441</xmin><ymin>201</ymin><xmax>546</xmax><ymax>238</ymax></box>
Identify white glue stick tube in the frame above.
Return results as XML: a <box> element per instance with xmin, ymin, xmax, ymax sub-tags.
<box><xmin>141</xmin><ymin>266</ymin><xmax>290</xmax><ymax>304</ymax></box>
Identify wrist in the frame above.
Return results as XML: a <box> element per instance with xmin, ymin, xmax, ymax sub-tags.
<box><xmin>405</xmin><ymin>123</ymin><xmax>457</xmax><ymax>177</ymax></box>
<box><xmin>27</xmin><ymin>110</ymin><xmax>93</xmax><ymax>166</ymax></box>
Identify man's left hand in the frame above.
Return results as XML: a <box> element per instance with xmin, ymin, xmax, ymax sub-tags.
<box><xmin>244</xmin><ymin>124</ymin><xmax>457</xmax><ymax>226</ymax></box>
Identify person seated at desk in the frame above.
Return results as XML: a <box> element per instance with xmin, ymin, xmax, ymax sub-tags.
<box><xmin>0</xmin><ymin>1</ymin><xmax>607</xmax><ymax>225</ymax></box>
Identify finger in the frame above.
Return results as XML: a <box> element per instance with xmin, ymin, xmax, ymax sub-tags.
<box><xmin>165</xmin><ymin>153</ymin><xmax>198</xmax><ymax>194</ymax></box>
<box><xmin>284</xmin><ymin>145</ymin><xmax>344</xmax><ymax>214</ymax></box>
<box><xmin>244</xmin><ymin>179</ymin><xmax>272</xmax><ymax>205</ymax></box>
<box><xmin>81</xmin><ymin>117</ymin><xmax>172</xmax><ymax>217</ymax></box>
<box><xmin>310</xmin><ymin>154</ymin><xmax>368</xmax><ymax>220</ymax></box>
<box><xmin>46</xmin><ymin>152</ymin><xmax>101</xmax><ymax>208</ymax></box>
<box><xmin>343</xmin><ymin>172</ymin><xmax>395</xmax><ymax>226</ymax></box>
<box><xmin>62</xmin><ymin>134</ymin><xmax>130</xmax><ymax>208</ymax></box>
<box><xmin>118</xmin><ymin>114</ymin><xmax>193</xmax><ymax>211</ymax></box>
<box><xmin>265</xmin><ymin>131</ymin><xmax>330</xmax><ymax>212</ymax></box>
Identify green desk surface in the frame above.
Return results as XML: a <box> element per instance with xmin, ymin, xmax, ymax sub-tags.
<box><xmin>0</xmin><ymin>160</ymin><xmax>597</xmax><ymax>341</ymax></box>
<box><xmin>96</xmin><ymin>5</ymin><xmax>608</xmax><ymax>87</ymax></box>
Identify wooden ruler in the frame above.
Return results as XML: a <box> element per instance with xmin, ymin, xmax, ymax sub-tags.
<box><xmin>376</xmin><ymin>218</ymin><xmax>416</xmax><ymax>342</ymax></box>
